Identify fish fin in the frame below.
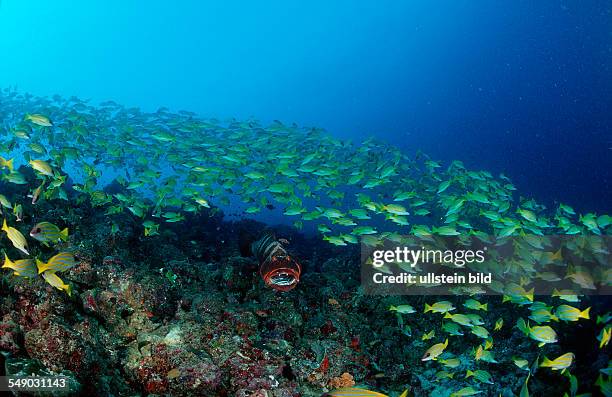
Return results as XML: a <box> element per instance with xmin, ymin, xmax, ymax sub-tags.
<box><xmin>398</xmin><ymin>389</ymin><xmax>410</xmax><ymax>397</ymax></box>
<box><xmin>580</xmin><ymin>307</ymin><xmax>590</xmax><ymax>319</ymax></box>
<box><xmin>36</xmin><ymin>258</ymin><xmax>47</xmax><ymax>274</ymax></box>
<box><xmin>517</xmin><ymin>318</ymin><xmax>529</xmax><ymax>336</ymax></box>
<box><xmin>2</xmin><ymin>253</ymin><xmax>11</xmax><ymax>268</ymax></box>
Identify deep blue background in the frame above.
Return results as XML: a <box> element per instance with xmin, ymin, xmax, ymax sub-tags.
<box><xmin>1</xmin><ymin>1</ymin><xmax>610</xmax><ymax>214</ymax></box>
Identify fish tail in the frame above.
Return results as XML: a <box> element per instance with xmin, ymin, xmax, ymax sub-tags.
<box><xmin>526</xmin><ymin>288</ymin><xmax>534</xmax><ymax>302</ymax></box>
<box><xmin>517</xmin><ymin>318</ymin><xmax>530</xmax><ymax>336</ymax></box>
<box><xmin>2</xmin><ymin>253</ymin><xmax>12</xmax><ymax>268</ymax></box>
<box><xmin>443</xmin><ymin>338</ymin><xmax>448</xmax><ymax>349</ymax></box>
<box><xmin>398</xmin><ymin>389</ymin><xmax>409</xmax><ymax>397</ymax></box>
<box><xmin>482</xmin><ymin>303</ymin><xmax>488</xmax><ymax>311</ymax></box>
<box><xmin>540</xmin><ymin>356</ymin><xmax>551</xmax><ymax>367</ymax></box>
<box><xmin>65</xmin><ymin>284</ymin><xmax>72</xmax><ymax>297</ymax></box>
<box><xmin>424</xmin><ymin>304</ymin><xmax>432</xmax><ymax>313</ymax></box>
<box><xmin>1</xmin><ymin>218</ymin><xmax>7</xmax><ymax>232</ymax></box>
<box><xmin>443</xmin><ymin>312</ymin><xmax>452</xmax><ymax>319</ymax></box>
<box><xmin>36</xmin><ymin>258</ymin><xmax>47</xmax><ymax>274</ymax></box>
<box><xmin>465</xmin><ymin>369</ymin><xmax>474</xmax><ymax>378</ymax></box>
<box><xmin>580</xmin><ymin>307</ymin><xmax>591</xmax><ymax>319</ymax></box>
<box><xmin>5</xmin><ymin>158</ymin><xmax>13</xmax><ymax>171</ymax></box>
<box><xmin>60</xmin><ymin>228</ymin><xmax>69</xmax><ymax>241</ymax></box>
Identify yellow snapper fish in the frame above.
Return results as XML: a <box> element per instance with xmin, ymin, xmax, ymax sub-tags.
<box><xmin>517</xmin><ymin>318</ymin><xmax>558</xmax><ymax>347</ymax></box>
<box><xmin>324</xmin><ymin>388</ymin><xmax>409</xmax><ymax>397</ymax></box>
<box><xmin>2</xmin><ymin>253</ymin><xmax>37</xmax><ymax>278</ymax></box>
<box><xmin>29</xmin><ymin>159</ymin><xmax>55</xmax><ymax>177</ymax></box>
<box><xmin>25</xmin><ymin>113</ymin><xmax>53</xmax><ymax>127</ymax></box>
<box><xmin>2</xmin><ymin>219</ymin><xmax>29</xmax><ymax>255</ymax></box>
<box><xmin>422</xmin><ymin>339</ymin><xmax>449</xmax><ymax>361</ymax></box>
<box><xmin>0</xmin><ymin>156</ymin><xmax>14</xmax><ymax>171</ymax></box>
<box><xmin>424</xmin><ymin>301</ymin><xmax>455</xmax><ymax>314</ymax></box>
<box><xmin>36</xmin><ymin>252</ymin><xmax>76</xmax><ymax>273</ymax></box>
<box><xmin>41</xmin><ymin>270</ymin><xmax>71</xmax><ymax>296</ymax></box>
<box><xmin>539</xmin><ymin>352</ymin><xmax>574</xmax><ymax>373</ymax></box>
<box><xmin>29</xmin><ymin>222</ymin><xmax>69</xmax><ymax>244</ymax></box>
<box><xmin>554</xmin><ymin>304</ymin><xmax>590</xmax><ymax>322</ymax></box>
<box><xmin>449</xmin><ymin>386</ymin><xmax>482</xmax><ymax>397</ymax></box>
<box><xmin>598</xmin><ymin>326</ymin><xmax>611</xmax><ymax>349</ymax></box>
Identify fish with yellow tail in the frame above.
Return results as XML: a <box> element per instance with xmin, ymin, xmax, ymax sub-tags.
<box><xmin>30</xmin><ymin>222</ymin><xmax>69</xmax><ymax>244</ymax></box>
<box><xmin>323</xmin><ymin>388</ymin><xmax>409</xmax><ymax>397</ymax></box>
<box><xmin>2</xmin><ymin>253</ymin><xmax>37</xmax><ymax>278</ymax></box>
<box><xmin>554</xmin><ymin>304</ymin><xmax>590</xmax><ymax>322</ymax></box>
<box><xmin>2</xmin><ymin>219</ymin><xmax>29</xmax><ymax>255</ymax></box>
<box><xmin>517</xmin><ymin>318</ymin><xmax>557</xmax><ymax>347</ymax></box>
<box><xmin>422</xmin><ymin>339</ymin><xmax>449</xmax><ymax>361</ymax></box>
<box><xmin>41</xmin><ymin>271</ymin><xmax>72</xmax><ymax>296</ymax></box>
<box><xmin>36</xmin><ymin>252</ymin><xmax>76</xmax><ymax>274</ymax></box>
<box><xmin>25</xmin><ymin>113</ymin><xmax>53</xmax><ymax>127</ymax></box>
<box><xmin>0</xmin><ymin>156</ymin><xmax>14</xmax><ymax>171</ymax></box>
<box><xmin>539</xmin><ymin>352</ymin><xmax>574</xmax><ymax>373</ymax></box>
<box><xmin>29</xmin><ymin>159</ymin><xmax>54</xmax><ymax>177</ymax></box>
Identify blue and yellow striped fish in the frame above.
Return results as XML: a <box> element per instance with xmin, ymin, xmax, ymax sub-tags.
<box><xmin>36</xmin><ymin>252</ymin><xmax>76</xmax><ymax>274</ymax></box>
<box><xmin>30</xmin><ymin>222</ymin><xmax>69</xmax><ymax>244</ymax></box>
<box><xmin>2</xmin><ymin>253</ymin><xmax>37</xmax><ymax>278</ymax></box>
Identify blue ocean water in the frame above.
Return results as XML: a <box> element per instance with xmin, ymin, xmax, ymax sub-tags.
<box><xmin>0</xmin><ymin>0</ymin><xmax>609</xmax><ymax>214</ymax></box>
